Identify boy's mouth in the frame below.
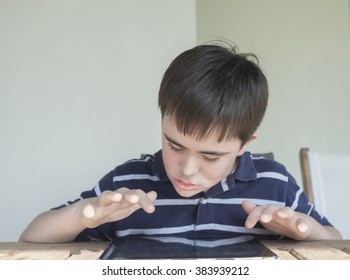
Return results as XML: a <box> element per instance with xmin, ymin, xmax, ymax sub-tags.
<box><xmin>174</xmin><ymin>179</ymin><xmax>199</xmax><ymax>191</ymax></box>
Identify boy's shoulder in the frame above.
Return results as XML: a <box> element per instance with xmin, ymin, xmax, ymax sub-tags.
<box><xmin>114</xmin><ymin>153</ymin><xmax>156</xmax><ymax>172</ymax></box>
<box><xmin>248</xmin><ymin>152</ymin><xmax>286</xmax><ymax>171</ymax></box>
<box><xmin>112</xmin><ymin>150</ymin><xmax>166</xmax><ymax>179</ymax></box>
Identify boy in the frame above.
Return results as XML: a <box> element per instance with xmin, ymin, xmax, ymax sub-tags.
<box><xmin>20</xmin><ymin>43</ymin><xmax>342</xmax><ymax>243</ymax></box>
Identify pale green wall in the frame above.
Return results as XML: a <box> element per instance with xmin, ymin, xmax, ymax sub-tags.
<box><xmin>1</xmin><ymin>0</ymin><xmax>349</xmax><ymax>242</ymax></box>
<box><xmin>0</xmin><ymin>0</ymin><xmax>196</xmax><ymax>241</ymax></box>
<box><xmin>197</xmin><ymin>0</ymin><xmax>350</xmax><ymax>186</ymax></box>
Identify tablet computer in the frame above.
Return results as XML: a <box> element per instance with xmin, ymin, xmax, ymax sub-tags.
<box><xmin>99</xmin><ymin>235</ymin><xmax>278</xmax><ymax>260</ymax></box>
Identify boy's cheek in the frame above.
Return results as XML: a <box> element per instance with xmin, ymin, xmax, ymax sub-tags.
<box><xmin>162</xmin><ymin>151</ymin><xmax>177</xmax><ymax>175</ymax></box>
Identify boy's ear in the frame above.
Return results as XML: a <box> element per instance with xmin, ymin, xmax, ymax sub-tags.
<box><xmin>237</xmin><ymin>133</ymin><xmax>257</xmax><ymax>156</ymax></box>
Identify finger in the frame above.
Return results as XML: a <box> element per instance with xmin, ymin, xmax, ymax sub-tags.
<box><xmin>241</xmin><ymin>200</ymin><xmax>256</xmax><ymax>214</ymax></box>
<box><xmin>259</xmin><ymin>205</ymin><xmax>282</xmax><ymax>223</ymax></box>
<box><xmin>117</xmin><ymin>188</ymin><xmax>157</xmax><ymax>213</ymax></box>
<box><xmin>136</xmin><ymin>190</ymin><xmax>157</xmax><ymax>213</ymax></box>
<box><xmin>242</xmin><ymin>201</ymin><xmax>265</xmax><ymax>228</ymax></box>
<box><xmin>114</xmin><ymin>188</ymin><xmax>143</xmax><ymax>204</ymax></box>
<box><xmin>115</xmin><ymin>191</ymin><xmax>157</xmax><ymax>218</ymax></box>
<box><xmin>276</xmin><ymin>207</ymin><xmax>295</xmax><ymax>219</ymax></box>
<box><xmin>123</xmin><ymin>189</ymin><xmax>143</xmax><ymax>204</ymax></box>
<box><xmin>99</xmin><ymin>190</ymin><xmax>123</xmax><ymax>206</ymax></box>
<box><xmin>147</xmin><ymin>190</ymin><xmax>157</xmax><ymax>202</ymax></box>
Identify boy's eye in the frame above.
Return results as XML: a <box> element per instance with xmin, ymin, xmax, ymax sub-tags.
<box><xmin>168</xmin><ymin>142</ymin><xmax>183</xmax><ymax>153</ymax></box>
<box><xmin>167</xmin><ymin>141</ymin><xmax>220</xmax><ymax>163</ymax></box>
<box><xmin>203</xmin><ymin>155</ymin><xmax>220</xmax><ymax>163</ymax></box>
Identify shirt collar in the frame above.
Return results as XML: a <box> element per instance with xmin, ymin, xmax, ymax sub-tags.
<box><xmin>153</xmin><ymin>150</ymin><xmax>169</xmax><ymax>181</ymax></box>
<box><xmin>230</xmin><ymin>151</ymin><xmax>258</xmax><ymax>182</ymax></box>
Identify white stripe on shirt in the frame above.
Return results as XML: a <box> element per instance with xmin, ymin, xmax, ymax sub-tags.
<box><xmin>113</xmin><ymin>174</ymin><xmax>160</xmax><ymax>182</ymax></box>
<box><xmin>116</xmin><ymin>225</ymin><xmax>195</xmax><ymax>237</ymax></box>
<box><xmin>206</xmin><ymin>198</ymin><xmax>285</xmax><ymax>207</ymax></box>
<box><xmin>257</xmin><ymin>172</ymin><xmax>288</xmax><ymax>182</ymax></box>
<box><xmin>154</xmin><ymin>199</ymin><xmax>201</xmax><ymax>206</ymax></box>
<box><xmin>116</xmin><ymin>223</ymin><xmax>275</xmax><ymax>237</ymax></box>
<box><xmin>154</xmin><ymin>198</ymin><xmax>285</xmax><ymax>207</ymax></box>
<box><xmin>291</xmin><ymin>188</ymin><xmax>303</xmax><ymax>210</ymax></box>
<box><xmin>94</xmin><ymin>183</ymin><xmax>101</xmax><ymax>196</ymax></box>
<box><xmin>144</xmin><ymin>235</ymin><xmax>255</xmax><ymax>247</ymax></box>
<box><xmin>194</xmin><ymin>223</ymin><xmax>274</xmax><ymax>235</ymax></box>
<box><xmin>221</xmin><ymin>178</ymin><xmax>229</xmax><ymax>191</ymax></box>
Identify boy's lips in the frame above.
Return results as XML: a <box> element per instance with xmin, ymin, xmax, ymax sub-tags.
<box><xmin>174</xmin><ymin>179</ymin><xmax>199</xmax><ymax>190</ymax></box>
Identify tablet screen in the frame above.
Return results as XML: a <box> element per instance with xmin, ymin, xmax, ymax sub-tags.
<box><xmin>99</xmin><ymin>235</ymin><xmax>277</xmax><ymax>260</ymax></box>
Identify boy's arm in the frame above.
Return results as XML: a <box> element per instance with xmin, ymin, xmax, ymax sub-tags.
<box><xmin>19</xmin><ymin>188</ymin><xmax>157</xmax><ymax>243</ymax></box>
<box><xmin>19</xmin><ymin>202</ymin><xmax>89</xmax><ymax>243</ymax></box>
<box><xmin>242</xmin><ymin>200</ymin><xmax>342</xmax><ymax>240</ymax></box>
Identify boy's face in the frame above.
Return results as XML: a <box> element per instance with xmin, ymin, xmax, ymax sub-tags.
<box><xmin>162</xmin><ymin>115</ymin><xmax>255</xmax><ymax>198</ymax></box>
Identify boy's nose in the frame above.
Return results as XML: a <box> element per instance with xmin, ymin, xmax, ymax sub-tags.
<box><xmin>181</xmin><ymin>155</ymin><xmax>199</xmax><ymax>177</ymax></box>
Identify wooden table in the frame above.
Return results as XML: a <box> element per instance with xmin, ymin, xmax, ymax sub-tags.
<box><xmin>0</xmin><ymin>241</ymin><xmax>109</xmax><ymax>260</ymax></box>
<box><xmin>262</xmin><ymin>240</ymin><xmax>350</xmax><ymax>260</ymax></box>
<box><xmin>0</xmin><ymin>240</ymin><xmax>349</xmax><ymax>260</ymax></box>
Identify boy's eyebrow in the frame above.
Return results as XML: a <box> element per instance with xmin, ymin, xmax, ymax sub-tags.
<box><xmin>164</xmin><ymin>133</ymin><xmax>230</xmax><ymax>156</ymax></box>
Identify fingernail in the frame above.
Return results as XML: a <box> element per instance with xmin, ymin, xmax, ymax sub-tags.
<box><xmin>298</xmin><ymin>223</ymin><xmax>308</xmax><ymax>232</ymax></box>
<box><xmin>111</xmin><ymin>193</ymin><xmax>122</xmax><ymax>201</ymax></box>
<box><xmin>129</xmin><ymin>194</ymin><xmax>139</xmax><ymax>203</ymax></box>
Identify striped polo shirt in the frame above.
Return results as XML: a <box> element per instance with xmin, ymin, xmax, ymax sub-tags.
<box><xmin>56</xmin><ymin>150</ymin><xmax>332</xmax><ymax>241</ymax></box>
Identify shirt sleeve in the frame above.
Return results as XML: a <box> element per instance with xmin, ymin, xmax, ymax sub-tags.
<box><xmin>50</xmin><ymin>170</ymin><xmax>117</xmax><ymax>241</ymax></box>
<box><xmin>285</xmin><ymin>173</ymin><xmax>333</xmax><ymax>227</ymax></box>
<box><xmin>51</xmin><ymin>170</ymin><xmax>115</xmax><ymax>210</ymax></box>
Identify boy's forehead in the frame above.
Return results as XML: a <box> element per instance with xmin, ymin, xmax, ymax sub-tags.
<box><xmin>162</xmin><ymin>115</ymin><xmax>241</xmax><ymax>145</ymax></box>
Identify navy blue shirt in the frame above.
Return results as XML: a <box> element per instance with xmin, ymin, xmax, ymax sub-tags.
<box><xmin>55</xmin><ymin>151</ymin><xmax>332</xmax><ymax>241</ymax></box>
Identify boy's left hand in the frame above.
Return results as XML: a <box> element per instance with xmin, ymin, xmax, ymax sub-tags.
<box><xmin>242</xmin><ymin>200</ymin><xmax>310</xmax><ymax>240</ymax></box>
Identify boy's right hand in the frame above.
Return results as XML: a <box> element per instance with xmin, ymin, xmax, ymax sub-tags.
<box><xmin>80</xmin><ymin>188</ymin><xmax>157</xmax><ymax>228</ymax></box>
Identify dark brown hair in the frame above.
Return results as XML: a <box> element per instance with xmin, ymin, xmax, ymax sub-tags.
<box><xmin>158</xmin><ymin>43</ymin><xmax>268</xmax><ymax>145</ymax></box>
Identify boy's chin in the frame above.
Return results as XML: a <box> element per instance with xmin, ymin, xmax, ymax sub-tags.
<box><xmin>173</xmin><ymin>187</ymin><xmax>202</xmax><ymax>198</ymax></box>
